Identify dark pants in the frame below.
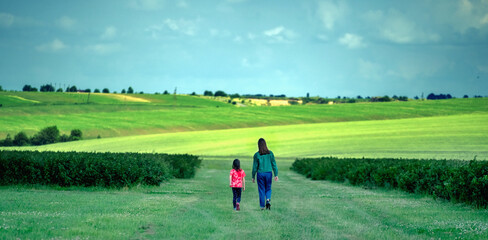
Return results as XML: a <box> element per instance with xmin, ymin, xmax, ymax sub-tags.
<box><xmin>257</xmin><ymin>172</ymin><xmax>272</xmax><ymax>208</ymax></box>
<box><xmin>232</xmin><ymin>187</ymin><xmax>242</xmax><ymax>208</ymax></box>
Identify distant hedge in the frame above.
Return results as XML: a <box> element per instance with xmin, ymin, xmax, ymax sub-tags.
<box><xmin>291</xmin><ymin>157</ymin><xmax>488</xmax><ymax>208</ymax></box>
<box><xmin>0</xmin><ymin>151</ymin><xmax>201</xmax><ymax>188</ymax></box>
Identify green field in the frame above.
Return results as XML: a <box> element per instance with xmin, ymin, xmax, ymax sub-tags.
<box><xmin>1</xmin><ymin>160</ymin><xmax>487</xmax><ymax>239</ymax></box>
<box><xmin>1</xmin><ymin>92</ymin><xmax>487</xmax><ymax>139</ymax></box>
<box><xmin>1</xmin><ymin>93</ymin><xmax>488</xmax><ymax>239</ymax></box>
<box><xmin>11</xmin><ymin>113</ymin><xmax>488</xmax><ymax>160</ymax></box>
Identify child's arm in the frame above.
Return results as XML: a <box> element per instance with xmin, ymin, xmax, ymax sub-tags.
<box><xmin>243</xmin><ymin>177</ymin><xmax>246</xmax><ymax>191</ymax></box>
<box><xmin>229</xmin><ymin>174</ymin><xmax>232</xmax><ymax>187</ymax></box>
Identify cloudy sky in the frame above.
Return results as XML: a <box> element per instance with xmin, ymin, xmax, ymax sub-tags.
<box><xmin>0</xmin><ymin>0</ymin><xmax>487</xmax><ymax>97</ymax></box>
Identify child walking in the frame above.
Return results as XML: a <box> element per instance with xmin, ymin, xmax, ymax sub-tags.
<box><xmin>229</xmin><ymin>159</ymin><xmax>246</xmax><ymax>211</ymax></box>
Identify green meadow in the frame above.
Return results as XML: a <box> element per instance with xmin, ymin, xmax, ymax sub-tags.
<box><xmin>1</xmin><ymin>92</ymin><xmax>488</xmax><ymax>239</ymax></box>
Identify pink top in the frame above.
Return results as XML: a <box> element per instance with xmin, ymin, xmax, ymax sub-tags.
<box><xmin>230</xmin><ymin>169</ymin><xmax>246</xmax><ymax>188</ymax></box>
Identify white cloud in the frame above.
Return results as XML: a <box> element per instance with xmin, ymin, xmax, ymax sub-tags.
<box><xmin>101</xmin><ymin>26</ymin><xmax>117</xmax><ymax>39</ymax></box>
<box><xmin>365</xmin><ymin>9</ymin><xmax>440</xmax><ymax>44</ymax></box>
<box><xmin>130</xmin><ymin>0</ymin><xmax>164</xmax><ymax>10</ymax></box>
<box><xmin>164</xmin><ymin>18</ymin><xmax>197</xmax><ymax>36</ymax></box>
<box><xmin>247</xmin><ymin>33</ymin><xmax>256</xmax><ymax>40</ymax></box>
<box><xmin>36</xmin><ymin>39</ymin><xmax>67</xmax><ymax>52</ymax></box>
<box><xmin>338</xmin><ymin>33</ymin><xmax>365</xmax><ymax>49</ymax></box>
<box><xmin>478</xmin><ymin>64</ymin><xmax>488</xmax><ymax>73</ymax></box>
<box><xmin>241</xmin><ymin>58</ymin><xmax>250</xmax><ymax>67</ymax></box>
<box><xmin>57</xmin><ymin>16</ymin><xmax>76</xmax><ymax>30</ymax></box>
<box><xmin>233</xmin><ymin>35</ymin><xmax>243</xmax><ymax>43</ymax></box>
<box><xmin>358</xmin><ymin>59</ymin><xmax>383</xmax><ymax>80</ymax></box>
<box><xmin>85</xmin><ymin>43</ymin><xmax>121</xmax><ymax>55</ymax></box>
<box><xmin>263</xmin><ymin>26</ymin><xmax>296</xmax><ymax>43</ymax></box>
<box><xmin>177</xmin><ymin>0</ymin><xmax>188</xmax><ymax>8</ymax></box>
<box><xmin>317</xmin><ymin>0</ymin><xmax>347</xmax><ymax>30</ymax></box>
<box><xmin>0</xmin><ymin>12</ymin><xmax>14</xmax><ymax>27</ymax></box>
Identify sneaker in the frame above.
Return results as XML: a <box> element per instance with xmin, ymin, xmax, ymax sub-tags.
<box><xmin>266</xmin><ymin>200</ymin><xmax>271</xmax><ymax>210</ymax></box>
<box><xmin>236</xmin><ymin>203</ymin><xmax>240</xmax><ymax>211</ymax></box>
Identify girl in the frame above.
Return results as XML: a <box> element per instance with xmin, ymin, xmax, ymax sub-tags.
<box><xmin>229</xmin><ymin>159</ymin><xmax>246</xmax><ymax>211</ymax></box>
<box><xmin>252</xmin><ymin>138</ymin><xmax>278</xmax><ymax>210</ymax></box>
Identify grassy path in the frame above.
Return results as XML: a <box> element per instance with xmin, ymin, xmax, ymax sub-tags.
<box><xmin>1</xmin><ymin>159</ymin><xmax>488</xmax><ymax>239</ymax></box>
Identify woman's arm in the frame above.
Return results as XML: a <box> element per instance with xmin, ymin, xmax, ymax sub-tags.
<box><xmin>252</xmin><ymin>153</ymin><xmax>258</xmax><ymax>182</ymax></box>
<box><xmin>271</xmin><ymin>152</ymin><xmax>278</xmax><ymax>180</ymax></box>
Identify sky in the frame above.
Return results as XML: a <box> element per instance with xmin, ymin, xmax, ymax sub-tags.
<box><xmin>0</xmin><ymin>0</ymin><xmax>487</xmax><ymax>98</ymax></box>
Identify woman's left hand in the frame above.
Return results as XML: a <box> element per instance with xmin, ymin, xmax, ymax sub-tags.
<box><xmin>275</xmin><ymin>176</ymin><xmax>279</xmax><ymax>182</ymax></box>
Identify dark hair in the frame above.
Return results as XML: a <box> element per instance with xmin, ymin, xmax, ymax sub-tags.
<box><xmin>232</xmin><ymin>159</ymin><xmax>241</xmax><ymax>171</ymax></box>
<box><xmin>258</xmin><ymin>138</ymin><xmax>270</xmax><ymax>155</ymax></box>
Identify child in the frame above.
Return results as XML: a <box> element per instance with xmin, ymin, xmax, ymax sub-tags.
<box><xmin>229</xmin><ymin>159</ymin><xmax>246</xmax><ymax>211</ymax></box>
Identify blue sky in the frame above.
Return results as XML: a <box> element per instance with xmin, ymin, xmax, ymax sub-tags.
<box><xmin>0</xmin><ymin>0</ymin><xmax>487</xmax><ymax>98</ymax></box>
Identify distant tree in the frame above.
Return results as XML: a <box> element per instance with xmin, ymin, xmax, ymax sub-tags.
<box><xmin>163</xmin><ymin>90</ymin><xmax>169</xmax><ymax>95</ymax></box>
<box><xmin>447</xmin><ymin>94</ymin><xmax>452</xmax><ymax>99</ymax></box>
<box><xmin>113</xmin><ymin>91</ymin><xmax>117</xmax><ymax>94</ymax></box>
<box><xmin>139</xmin><ymin>91</ymin><xmax>144</xmax><ymax>94</ymax></box>
<box><xmin>94</xmin><ymin>88</ymin><xmax>101</xmax><ymax>93</ymax></box>
<box><xmin>121</xmin><ymin>89</ymin><xmax>126</xmax><ymax>94</ymax></box>
<box><xmin>56</xmin><ymin>88</ymin><xmax>63</xmax><ymax>92</ymax></box>
<box><xmin>392</xmin><ymin>95</ymin><xmax>399</xmax><ymax>100</ymax></box>
<box><xmin>2</xmin><ymin>134</ymin><xmax>13</xmax><ymax>146</ymax></box>
<box><xmin>30</xmin><ymin>126</ymin><xmax>60</xmax><ymax>145</ymax></box>
<box><xmin>204</xmin><ymin>90</ymin><xmax>213</xmax><ymax>96</ymax></box>
<box><xmin>31</xmin><ymin>87</ymin><xmax>38</xmax><ymax>92</ymax></box>
<box><xmin>306</xmin><ymin>92</ymin><xmax>310</xmax><ymax>98</ymax></box>
<box><xmin>0</xmin><ymin>85</ymin><xmax>3</xmax><ymax>91</ymax></box>
<box><xmin>336</xmin><ymin>96</ymin><xmax>341</xmax><ymax>99</ymax></box>
<box><xmin>214</xmin><ymin>90</ymin><xmax>227</xmax><ymax>97</ymax></box>
<box><xmin>22</xmin><ymin>85</ymin><xmax>31</xmax><ymax>91</ymax></box>
<box><xmin>127</xmin><ymin>86</ymin><xmax>134</xmax><ymax>94</ymax></box>
<box><xmin>13</xmin><ymin>132</ymin><xmax>29</xmax><ymax>146</ymax></box>
<box><xmin>40</xmin><ymin>84</ymin><xmax>55</xmax><ymax>92</ymax></box>
<box><xmin>59</xmin><ymin>134</ymin><xmax>70</xmax><ymax>142</ymax></box>
<box><xmin>66</xmin><ymin>86</ymin><xmax>77</xmax><ymax>92</ymax></box>
<box><xmin>69</xmin><ymin>129</ymin><xmax>82</xmax><ymax>141</ymax></box>
<box><xmin>191</xmin><ymin>92</ymin><xmax>196</xmax><ymax>95</ymax></box>
<box><xmin>427</xmin><ymin>93</ymin><xmax>436</xmax><ymax>100</ymax></box>
<box><xmin>414</xmin><ymin>96</ymin><xmax>419</xmax><ymax>100</ymax></box>
<box><xmin>84</xmin><ymin>89</ymin><xmax>91</xmax><ymax>93</ymax></box>
<box><xmin>229</xmin><ymin>93</ymin><xmax>240</xmax><ymax>99</ymax></box>
<box><xmin>398</xmin><ymin>96</ymin><xmax>408</xmax><ymax>101</ymax></box>
<box><xmin>154</xmin><ymin>92</ymin><xmax>160</xmax><ymax>95</ymax></box>
<box><xmin>463</xmin><ymin>95</ymin><xmax>469</xmax><ymax>98</ymax></box>
<box><xmin>102</xmin><ymin>88</ymin><xmax>110</xmax><ymax>93</ymax></box>
<box><xmin>357</xmin><ymin>95</ymin><xmax>363</xmax><ymax>99</ymax></box>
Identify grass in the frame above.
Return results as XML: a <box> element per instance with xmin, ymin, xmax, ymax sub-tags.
<box><xmin>11</xmin><ymin>113</ymin><xmax>488</xmax><ymax>160</ymax></box>
<box><xmin>1</xmin><ymin>160</ymin><xmax>487</xmax><ymax>239</ymax></box>
<box><xmin>1</xmin><ymin>94</ymin><xmax>487</xmax><ymax>139</ymax></box>
<box><xmin>1</xmin><ymin>94</ymin><xmax>488</xmax><ymax>238</ymax></box>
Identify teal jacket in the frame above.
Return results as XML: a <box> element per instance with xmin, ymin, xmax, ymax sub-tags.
<box><xmin>252</xmin><ymin>151</ymin><xmax>278</xmax><ymax>179</ymax></box>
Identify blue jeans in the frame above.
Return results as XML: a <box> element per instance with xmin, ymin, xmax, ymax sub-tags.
<box><xmin>232</xmin><ymin>188</ymin><xmax>242</xmax><ymax>208</ymax></box>
<box><xmin>257</xmin><ymin>172</ymin><xmax>272</xmax><ymax>208</ymax></box>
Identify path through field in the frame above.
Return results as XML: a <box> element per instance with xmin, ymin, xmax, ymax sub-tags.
<box><xmin>1</xmin><ymin>159</ymin><xmax>487</xmax><ymax>239</ymax></box>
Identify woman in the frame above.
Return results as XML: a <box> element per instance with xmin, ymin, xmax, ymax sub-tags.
<box><xmin>252</xmin><ymin>138</ymin><xmax>278</xmax><ymax>210</ymax></box>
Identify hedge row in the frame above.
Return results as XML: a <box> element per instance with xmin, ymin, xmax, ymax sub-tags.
<box><xmin>291</xmin><ymin>157</ymin><xmax>488</xmax><ymax>208</ymax></box>
<box><xmin>0</xmin><ymin>150</ymin><xmax>201</xmax><ymax>188</ymax></box>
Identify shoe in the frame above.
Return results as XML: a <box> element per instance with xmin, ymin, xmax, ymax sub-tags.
<box><xmin>236</xmin><ymin>203</ymin><xmax>240</xmax><ymax>211</ymax></box>
<box><xmin>266</xmin><ymin>200</ymin><xmax>271</xmax><ymax>210</ymax></box>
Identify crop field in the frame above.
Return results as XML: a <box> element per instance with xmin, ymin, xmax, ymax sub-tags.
<box><xmin>1</xmin><ymin>93</ymin><xmax>488</xmax><ymax>239</ymax></box>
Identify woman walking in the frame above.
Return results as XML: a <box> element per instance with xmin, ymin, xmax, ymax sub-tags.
<box><xmin>252</xmin><ymin>138</ymin><xmax>278</xmax><ymax>210</ymax></box>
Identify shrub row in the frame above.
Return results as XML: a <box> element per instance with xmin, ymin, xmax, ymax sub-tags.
<box><xmin>291</xmin><ymin>157</ymin><xmax>488</xmax><ymax>208</ymax></box>
<box><xmin>0</xmin><ymin>126</ymin><xmax>82</xmax><ymax>146</ymax></box>
<box><xmin>0</xmin><ymin>150</ymin><xmax>201</xmax><ymax>188</ymax></box>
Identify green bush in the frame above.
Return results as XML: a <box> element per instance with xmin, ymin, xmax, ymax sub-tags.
<box><xmin>13</xmin><ymin>132</ymin><xmax>30</xmax><ymax>146</ymax></box>
<box><xmin>291</xmin><ymin>157</ymin><xmax>488</xmax><ymax>208</ymax></box>
<box><xmin>30</xmin><ymin>126</ymin><xmax>60</xmax><ymax>145</ymax></box>
<box><xmin>0</xmin><ymin>151</ymin><xmax>201</xmax><ymax>188</ymax></box>
<box><xmin>70</xmin><ymin>129</ymin><xmax>82</xmax><ymax>141</ymax></box>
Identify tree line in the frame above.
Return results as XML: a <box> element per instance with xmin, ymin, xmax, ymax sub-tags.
<box><xmin>0</xmin><ymin>126</ymin><xmax>82</xmax><ymax>147</ymax></box>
